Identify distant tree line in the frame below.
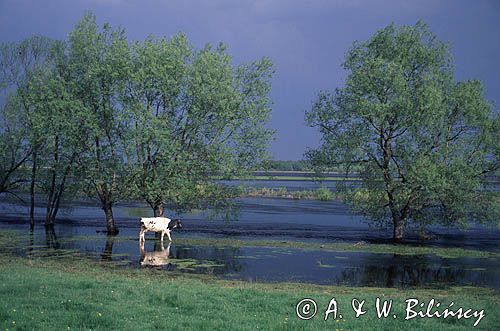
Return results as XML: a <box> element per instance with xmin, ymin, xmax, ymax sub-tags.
<box><xmin>260</xmin><ymin>160</ymin><xmax>312</xmax><ymax>171</ymax></box>
<box><xmin>258</xmin><ymin>160</ymin><xmax>363</xmax><ymax>172</ymax></box>
<box><xmin>0</xmin><ymin>12</ymin><xmax>274</xmax><ymax>234</ymax></box>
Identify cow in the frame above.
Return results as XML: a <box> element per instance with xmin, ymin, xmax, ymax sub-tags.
<box><xmin>139</xmin><ymin>217</ymin><xmax>182</xmax><ymax>243</ymax></box>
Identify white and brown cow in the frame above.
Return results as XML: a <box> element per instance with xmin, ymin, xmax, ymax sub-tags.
<box><xmin>139</xmin><ymin>217</ymin><xmax>182</xmax><ymax>243</ymax></box>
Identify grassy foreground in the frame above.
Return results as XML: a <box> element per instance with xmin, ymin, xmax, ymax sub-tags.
<box><xmin>0</xmin><ymin>253</ymin><xmax>498</xmax><ymax>330</ymax></box>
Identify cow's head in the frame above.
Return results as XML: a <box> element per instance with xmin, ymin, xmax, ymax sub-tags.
<box><xmin>168</xmin><ymin>219</ymin><xmax>182</xmax><ymax>230</ymax></box>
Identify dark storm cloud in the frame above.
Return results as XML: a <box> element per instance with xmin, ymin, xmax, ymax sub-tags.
<box><xmin>1</xmin><ymin>0</ymin><xmax>499</xmax><ymax>159</ymax></box>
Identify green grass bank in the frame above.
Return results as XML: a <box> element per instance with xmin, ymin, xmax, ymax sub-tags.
<box><xmin>0</xmin><ymin>251</ymin><xmax>498</xmax><ymax>330</ymax></box>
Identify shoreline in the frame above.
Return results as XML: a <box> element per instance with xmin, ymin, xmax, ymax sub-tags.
<box><xmin>0</xmin><ymin>250</ymin><xmax>498</xmax><ymax>330</ymax></box>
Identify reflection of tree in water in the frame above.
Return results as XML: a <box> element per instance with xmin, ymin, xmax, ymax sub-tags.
<box><xmin>333</xmin><ymin>254</ymin><xmax>471</xmax><ymax>287</ymax></box>
<box><xmin>45</xmin><ymin>225</ymin><xmax>60</xmax><ymax>249</ymax></box>
<box><xmin>172</xmin><ymin>245</ymin><xmax>244</xmax><ymax>274</ymax></box>
<box><xmin>27</xmin><ymin>229</ymin><xmax>35</xmax><ymax>263</ymax></box>
<box><xmin>101</xmin><ymin>236</ymin><xmax>115</xmax><ymax>261</ymax></box>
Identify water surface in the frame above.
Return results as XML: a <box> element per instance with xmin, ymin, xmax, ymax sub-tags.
<box><xmin>1</xmin><ymin>187</ymin><xmax>499</xmax><ymax>289</ymax></box>
<box><xmin>8</xmin><ymin>229</ymin><xmax>499</xmax><ymax>289</ymax></box>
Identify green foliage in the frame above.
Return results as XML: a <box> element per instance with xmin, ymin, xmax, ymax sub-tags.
<box><xmin>0</xmin><ymin>94</ymin><xmax>29</xmax><ymax>195</ymax></box>
<box><xmin>23</xmin><ymin>49</ymin><xmax>91</xmax><ymax>222</ymax></box>
<box><xmin>66</xmin><ymin>13</ymin><xmax>132</xmax><ymax>211</ymax></box>
<box><xmin>306</xmin><ymin>21</ymin><xmax>499</xmax><ymax>239</ymax></box>
<box><xmin>242</xmin><ymin>186</ymin><xmax>336</xmax><ymax>201</ymax></box>
<box><xmin>121</xmin><ymin>33</ymin><xmax>274</xmax><ymax>213</ymax></box>
<box><xmin>258</xmin><ymin>159</ymin><xmax>360</xmax><ymax>172</ymax></box>
<box><xmin>0</xmin><ymin>35</ymin><xmax>55</xmax><ymax>198</ymax></box>
<box><xmin>0</xmin><ymin>12</ymin><xmax>274</xmax><ymax>224</ymax></box>
<box><xmin>260</xmin><ymin>159</ymin><xmax>312</xmax><ymax>171</ymax></box>
<box><xmin>0</xmin><ymin>34</ymin><xmax>89</xmax><ymax>223</ymax></box>
<box><xmin>314</xmin><ymin>187</ymin><xmax>334</xmax><ymax>201</ymax></box>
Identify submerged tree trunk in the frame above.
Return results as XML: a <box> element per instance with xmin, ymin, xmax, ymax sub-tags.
<box><xmin>45</xmin><ymin>176</ymin><xmax>56</xmax><ymax>226</ymax></box>
<box><xmin>102</xmin><ymin>200</ymin><xmax>119</xmax><ymax>235</ymax></box>
<box><xmin>392</xmin><ymin>217</ymin><xmax>406</xmax><ymax>243</ymax></box>
<box><xmin>153</xmin><ymin>202</ymin><xmax>165</xmax><ymax>239</ymax></box>
<box><xmin>45</xmin><ymin>179</ymin><xmax>65</xmax><ymax>226</ymax></box>
<box><xmin>29</xmin><ymin>149</ymin><xmax>37</xmax><ymax>230</ymax></box>
<box><xmin>153</xmin><ymin>203</ymin><xmax>165</xmax><ymax>217</ymax></box>
<box><xmin>45</xmin><ymin>136</ymin><xmax>59</xmax><ymax>227</ymax></box>
<box><xmin>45</xmin><ymin>149</ymin><xmax>76</xmax><ymax>226</ymax></box>
<box><xmin>93</xmin><ymin>135</ymin><xmax>120</xmax><ymax>236</ymax></box>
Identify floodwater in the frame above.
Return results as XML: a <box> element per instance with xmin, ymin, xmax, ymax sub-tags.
<box><xmin>7</xmin><ymin>231</ymin><xmax>497</xmax><ymax>289</ymax></box>
<box><xmin>0</xmin><ymin>183</ymin><xmax>499</xmax><ymax>289</ymax></box>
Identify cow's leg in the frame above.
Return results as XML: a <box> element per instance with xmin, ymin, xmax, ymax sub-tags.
<box><xmin>166</xmin><ymin>229</ymin><xmax>172</xmax><ymax>242</ymax></box>
<box><xmin>140</xmin><ymin>224</ymin><xmax>148</xmax><ymax>242</ymax></box>
<box><xmin>160</xmin><ymin>231</ymin><xmax>164</xmax><ymax>243</ymax></box>
<box><xmin>139</xmin><ymin>240</ymin><xmax>146</xmax><ymax>261</ymax></box>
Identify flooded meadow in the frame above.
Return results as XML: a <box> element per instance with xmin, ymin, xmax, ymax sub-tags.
<box><xmin>0</xmin><ymin>180</ymin><xmax>499</xmax><ymax>289</ymax></box>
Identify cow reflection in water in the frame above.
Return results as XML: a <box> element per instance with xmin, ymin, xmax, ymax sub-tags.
<box><xmin>139</xmin><ymin>241</ymin><xmax>171</xmax><ymax>267</ymax></box>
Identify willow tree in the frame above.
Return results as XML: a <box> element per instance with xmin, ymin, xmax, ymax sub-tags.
<box><xmin>0</xmin><ymin>94</ymin><xmax>30</xmax><ymax>198</ymax></box>
<box><xmin>66</xmin><ymin>13</ymin><xmax>130</xmax><ymax>234</ymax></box>
<box><xmin>0</xmin><ymin>36</ymin><xmax>56</xmax><ymax>227</ymax></box>
<box><xmin>24</xmin><ymin>53</ymin><xmax>90</xmax><ymax>227</ymax></box>
<box><xmin>306</xmin><ymin>22</ymin><xmax>499</xmax><ymax>242</ymax></box>
<box><xmin>123</xmin><ymin>35</ymin><xmax>274</xmax><ymax>217</ymax></box>
<box><xmin>0</xmin><ymin>48</ymin><xmax>29</xmax><ymax>199</ymax></box>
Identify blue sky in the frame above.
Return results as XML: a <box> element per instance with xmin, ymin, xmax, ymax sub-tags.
<box><xmin>1</xmin><ymin>0</ymin><xmax>499</xmax><ymax>160</ymax></box>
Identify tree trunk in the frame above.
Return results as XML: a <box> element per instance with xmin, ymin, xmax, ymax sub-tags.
<box><xmin>45</xmin><ymin>152</ymin><xmax>75</xmax><ymax>226</ymax></box>
<box><xmin>45</xmin><ymin>209</ymin><xmax>55</xmax><ymax>227</ymax></box>
<box><xmin>392</xmin><ymin>216</ymin><xmax>406</xmax><ymax>243</ymax></box>
<box><xmin>30</xmin><ymin>149</ymin><xmax>37</xmax><ymax>230</ymax></box>
<box><xmin>45</xmin><ymin>174</ymin><xmax>56</xmax><ymax>227</ymax></box>
<box><xmin>153</xmin><ymin>202</ymin><xmax>164</xmax><ymax>239</ymax></box>
<box><xmin>102</xmin><ymin>201</ymin><xmax>119</xmax><ymax>235</ymax></box>
<box><xmin>45</xmin><ymin>136</ymin><xmax>59</xmax><ymax>227</ymax></box>
<box><xmin>153</xmin><ymin>203</ymin><xmax>164</xmax><ymax>217</ymax></box>
<box><xmin>49</xmin><ymin>184</ymin><xmax>64</xmax><ymax>225</ymax></box>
